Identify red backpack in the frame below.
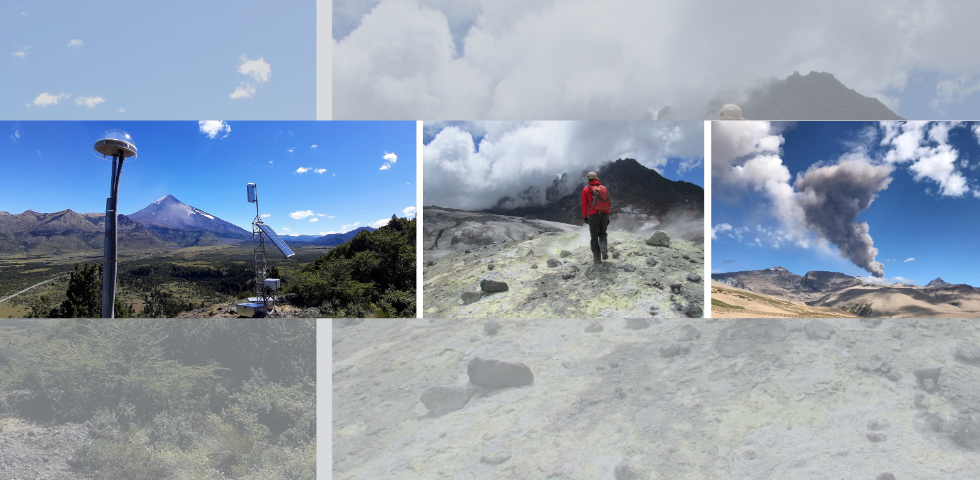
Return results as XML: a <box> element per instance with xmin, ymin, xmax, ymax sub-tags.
<box><xmin>590</xmin><ymin>185</ymin><xmax>610</xmax><ymax>212</ymax></box>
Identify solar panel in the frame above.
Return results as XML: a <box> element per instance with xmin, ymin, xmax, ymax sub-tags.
<box><xmin>258</xmin><ymin>223</ymin><xmax>296</xmax><ymax>258</ymax></box>
<box><xmin>247</xmin><ymin>183</ymin><xmax>257</xmax><ymax>203</ymax></box>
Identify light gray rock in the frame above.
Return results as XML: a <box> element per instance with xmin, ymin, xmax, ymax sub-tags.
<box><xmin>484</xmin><ymin>321</ymin><xmax>501</xmax><ymax>335</ymax></box>
<box><xmin>614</xmin><ymin>461</ymin><xmax>641</xmax><ymax>480</ymax></box>
<box><xmin>560</xmin><ymin>250</ymin><xmax>572</xmax><ymax>258</ymax></box>
<box><xmin>547</xmin><ymin>258</ymin><xmax>561</xmax><ymax>268</ymax></box>
<box><xmin>866</xmin><ymin>432</ymin><xmax>887</xmax><ymax>442</ymax></box>
<box><xmin>645</xmin><ymin>257</ymin><xmax>659</xmax><ymax>267</ymax></box>
<box><xmin>955</xmin><ymin>340</ymin><xmax>980</xmax><ymax>365</ymax></box>
<box><xmin>467</xmin><ymin>357</ymin><xmax>534</xmax><ymax>388</ymax></box>
<box><xmin>950</xmin><ymin>415</ymin><xmax>980</xmax><ymax>450</ymax></box>
<box><xmin>460</xmin><ymin>290</ymin><xmax>483</xmax><ymax>305</ymax></box>
<box><xmin>876</xmin><ymin>473</ymin><xmax>896</xmax><ymax>480</ymax></box>
<box><xmin>685</xmin><ymin>303</ymin><xmax>703</xmax><ymax>318</ymax></box>
<box><xmin>660</xmin><ymin>341</ymin><xmax>692</xmax><ymax>358</ymax></box>
<box><xmin>678</xmin><ymin>324</ymin><xmax>702</xmax><ymax>341</ymax></box>
<box><xmin>622</xmin><ymin>263</ymin><xmax>637</xmax><ymax>272</ymax></box>
<box><xmin>645</xmin><ymin>230</ymin><xmax>671</xmax><ymax>247</ymax></box>
<box><xmin>585</xmin><ymin>321</ymin><xmax>604</xmax><ymax>333</ymax></box>
<box><xmin>687</xmin><ymin>273</ymin><xmax>701</xmax><ymax>282</ymax></box>
<box><xmin>625</xmin><ymin>319</ymin><xmax>651</xmax><ymax>330</ymax></box>
<box><xmin>480</xmin><ymin>453</ymin><xmax>512</xmax><ymax>465</ymax></box>
<box><xmin>421</xmin><ymin>384</ymin><xmax>477</xmax><ymax>416</ymax></box>
<box><xmin>804</xmin><ymin>320</ymin><xmax>836</xmax><ymax>340</ymax></box>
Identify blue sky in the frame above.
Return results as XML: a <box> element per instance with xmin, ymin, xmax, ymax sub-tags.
<box><xmin>713</xmin><ymin>121</ymin><xmax>980</xmax><ymax>286</ymax></box>
<box><xmin>1</xmin><ymin>1</ymin><xmax>314</xmax><ymax>120</ymax></box>
<box><xmin>0</xmin><ymin>121</ymin><xmax>416</xmax><ymax>236</ymax></box>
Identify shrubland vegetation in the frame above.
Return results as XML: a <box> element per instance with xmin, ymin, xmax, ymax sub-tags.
<box><xmin>0</xmin><ymin>319</ymin><xmax>316</xmax><ymax>479</ymax></box>
<box><xmin>285</xmin><ymin>216</ymin><xmax>416</xmax><ymax>317</ymax></box>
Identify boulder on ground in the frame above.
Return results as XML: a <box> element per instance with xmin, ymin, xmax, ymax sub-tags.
<box><xmin>585</xmin><ymin>321</ymin><xmax>604</xmax><ymax>333</ymax></box>
<box><xmin>460</xmin><ymin>291</ymin><xmax>483</xmax><ymax>305</ymax></box>
<box><xmin>485</xmin><ymin>321</ymin><xmax>501</xmax><ymax>335</ymax></box>
<box><xmin>646</xmin><ymin>230</ymin><xmax>671</xmax><ymax>247</ymax></box>
<box><xmin>955</xmin><ymin>340</ymin><xmax>980</xmax><ymax>365</ymax></box>
<box><xmin>560</xmin><ymin>250</ymin><xmax>572</xmax><ymax>258</ymax></box>
<box><xmin>480</xmin><ymin>275</ymin><xmax>509</xmax><ymax>293</ymax></box>
<box><xmin>467</xmin><ymin>357</ymin><xmax>534</xmax><ymax>388</ymax></box>
<box><xmin>421</xmin><ymin>384</ymin><xmax>477</xmax><ymax>416</ymax></box>
<box><xmin>625</xmin><ymin>319</ymin><xmax>651</xmax><ymax>330</ymax></box>
<box><xmin>804</xmin><ymin>320</ymin><xmax>835</xmax><ymax>340</ymax></box>
<box><xmin>678</xmin><ymin>324</ymin><xmax>702</xmax><ymax>341</ymax></box>
<box><xmin>547</xmin><ymin>258</ymin><xmax>561</xmax><ymax>268</ymax></box>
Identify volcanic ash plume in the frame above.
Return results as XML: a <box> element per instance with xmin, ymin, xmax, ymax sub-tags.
<box><xmin>795</xmin><ymin>157</ymin><xmax>893</xmax><ymax>277</ymax></box>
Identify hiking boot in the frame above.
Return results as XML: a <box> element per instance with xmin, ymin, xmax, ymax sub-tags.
<box><xmin>593</xmin><ymin>257</ymin><xmax>602</xmax><ymax>264</ymax></box>
<box><xmin>601</xmin><ymin>250</ymin><xmax>609</xmax><ymax>260</ymax></box>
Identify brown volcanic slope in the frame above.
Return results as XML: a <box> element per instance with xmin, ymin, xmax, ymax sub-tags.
<box><xmin>713</xmin><ymin>267</ymin><xmax>980</xmax><ymax>318</ymax></box>
<box><xmin>711</xmin><ymin>280</ymin><xmax>859</xmax><ymax>319</ymax></box>
<box><xmin>485</xmin><ymin>158</ymin><xmax>703</xmax><ymax>226</ymax></box>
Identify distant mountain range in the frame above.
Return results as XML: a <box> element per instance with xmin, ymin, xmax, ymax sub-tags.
<box><xmin>484</xmin><ymin>158</ymin><xmax>703</xmax><ymax>226</ymax></box>
<box><xmin>0</xmin><ymin>195</ymin><xmax>381</xmax><ymax>255</ymax></box>
<box><xmin>712</xmin><ymin>267</ymin><xmax>980</xmax><ymax>318</ymax></box>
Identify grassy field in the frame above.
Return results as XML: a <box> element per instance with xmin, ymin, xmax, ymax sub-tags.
<box><xmin>0</xmin><ymin>243</ymin><xmax>332</xmax><ymax>317</ymax></box>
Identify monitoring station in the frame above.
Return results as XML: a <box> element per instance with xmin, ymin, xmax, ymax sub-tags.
<box><xmin>237</xmin><ymin>183</ymin><xmax>295</xmax><ymax>317</ymax></box>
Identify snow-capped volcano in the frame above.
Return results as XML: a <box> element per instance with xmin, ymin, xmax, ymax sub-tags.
<box><xmin>128</xmin><ymin>194</ymin><xmax>250</xmax><ymax>239</ymax></box>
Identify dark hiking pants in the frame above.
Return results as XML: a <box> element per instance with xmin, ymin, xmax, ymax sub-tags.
<box><xmin>588</xmin><ymin>213</ymin><xmax>610</xmax><ymax>261</ymax></box>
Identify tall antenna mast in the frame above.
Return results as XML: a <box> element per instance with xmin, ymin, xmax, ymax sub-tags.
<box><xmin>238</xmin><ymin>183</ymin><xmax>294</xmax><ymax>317</ymax></box>
<box><xmin>93</xmin><ymin>130</ymin><xmax>138</xmax><ymax>318</ymax></box>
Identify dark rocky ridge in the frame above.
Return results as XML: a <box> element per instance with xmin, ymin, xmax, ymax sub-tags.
<box><xmin>484</xmin><ymin>158</ymin><xmax>703</xmax><ymax>226</ymax></box>
<box><xmin>740</xmin><ymin>71</ymin><xmax>905</xmax><ymax>120</ymax></box>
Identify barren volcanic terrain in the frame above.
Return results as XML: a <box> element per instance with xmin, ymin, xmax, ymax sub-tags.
<box><xmin>423</xmin><ymin>207</ymin><xmax>705</xmax><ymax>318</ymax></box>
<box><xmin>333</xmin><ymin>318</ymin><xmax>980</xmax><ymax>479</ymax></box>
<box><xmin>713</xmin><ymin>268</ymin><xmax>980</xmax><ymax>318</ymax></box>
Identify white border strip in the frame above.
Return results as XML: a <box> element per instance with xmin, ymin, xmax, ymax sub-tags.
<box><xmin>417</xmin><ymin>120</ymin><xmax>424</xmax><ymax>318</ymax></box>
<box><xmin>704</xmin><ymin>121</ymin><xmax>712</xmax><ymax>318</ymax></box>
<box><xmin>316</xmin><ymin>0</ymin><xmax>332</xmax><ymax>120</ymax></box>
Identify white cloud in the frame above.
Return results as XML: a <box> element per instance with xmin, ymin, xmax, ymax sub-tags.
<box><xmin>369</xmin><ymin>218</ymin><xmax>390</xmax><ymax>229</ymax></box>
<box><xmin>12</xmin><ymin>47</ymin><xmax>27</xmax><ymax>58</ymax></box>
<box><xmin>311</xmin><ymin>144</ymin><xmax>318</xmax><ymax>148</ymax></box>
<box><xmin>879</xmin><ymin>121</ymin><xmax>970</xmax><ymax>196</ymax></box>
<box><xmin>74</xmin><ymin>95</ymin><xmax>104</xmax><ymax>108</ymax></box>
<box><xmin>904</xmin><ymin>257</ymin><xmax>915</xmax><ymax>262</ymax></box>
<box><xmin>229</xmin><ymin>55</ymin><xmax>271</xmax><ymax>100</ymax></box>
<box><xmin>269</xmin><ymin>161</ymin><xmax>273</xmax><ymax>164</ymax></box>
<box><xmin>310</xmin><ymin>218</ymin><xmax>319</xmax><ymax>222</ymax></box>
<box><xmin>27</xmin><ymin>92</ymin><xmax>70</xmax><ymax>108</ymax></box>
<box><xmin>403</xmin><ymin>206</ymin><xmax>416</xmax><ymax>217</ymax></box>
<box><xmin>335</xmin><ymin>0</ymin><xmax>980</xmax><ymax>120</ymax></box>
<box><xmin>424</xmin><ymin>121</ymin><xmax>703</xmax><ymax>210</ymax></box>
<box><xmin>339</xmin><ymin>221</ymin><xmax>361</xmax><ymax>233</ymax></box>
<box><xmin>67</xmin><ymin>39</ymin><xmax>83</xmax><ymax>47</ymax></box>
<box><xmin>329</xmin><ymin>215</ymin><xmax>336</xmax><ymax>218</ymax></box>
<box><xmin>261</xmin><ymin>213</ymin><xmax>271</xmax><ymax>218</ymax></box>
<box><xmin>380</xmin><ymin>151</ymin><xmax>398</xmax><ymax>170</ymax></box>
<box><xmin>295</xmin><ymin>167</ymin><xmax>311</xmax><ymax>173</ymax></box>
<box><xmin>229</xmin><ymin>83</ymin><xmax>257</xmax><ymax>99</ymax></box>
<box><xmin>118</xmin><ymin>108</ymin><xmax>125</xmax><ymax>113</ymax></box>
<box><xmin>858</xmin><ymin>276</ymin><xmax>916</xmax><ymax>285</ymax></box>
<box><xmin>287</xmin><ymin>147</ymin><xmax>295</xmax><ymax>153</ymax></box>
<box><xmin>237</xmin><ymin>55</ymin><xmax>272</xmax><ymax>83</ymax></box>
<box><xmin>711</xmin><ymin>223</ymin><xmax>733</xmax><ymax>240</ymax></box>
<box><xmin>289</xmin><ymin>210</ymin><xmax>315</xmax><ymax>219</ymax></box>
<box><xmin>198</xmin><ymin>120</ymin><xmax>231</xmax><ymax>139</ymax></box>
<box><xmin>314</xmin><ymin>168</ymin><xmax>327</xmax><ymax>174</ymax></box>
<box><xmin>281</xmin><ymin>227</ymin><xmax>291</xmax><ymax>232</ymax></box>
<box><xmin>11</xmin><ymin>129</ymin><xmax>20</xmax><ymax>141</ymax></box>
<box><xmin>316</xmin><ymin>213</ymin><xmax>325</xmax><ymax>216</ymax></box>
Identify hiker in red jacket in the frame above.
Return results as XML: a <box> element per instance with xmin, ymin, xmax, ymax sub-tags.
<box><xmin>581</xmin><ymin>172</ymin><xmax>611</xmax><ymax>264</ymax></box>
